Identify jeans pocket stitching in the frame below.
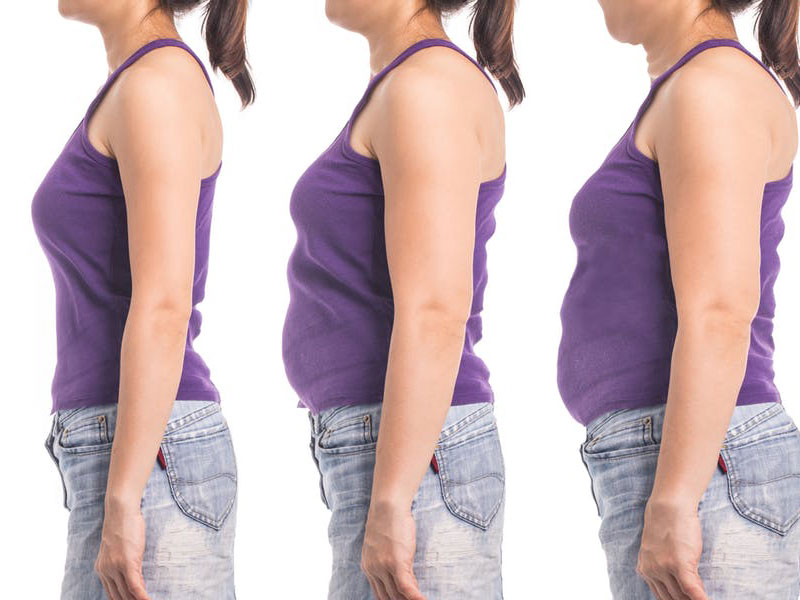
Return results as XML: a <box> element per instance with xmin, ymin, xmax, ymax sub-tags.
<box><xmin>585</xmin><ymin>417</ymin><xmax>652</xmax><ymax>452</ymax></box>
<box><xmin>722</xmin><ymin>443</ymin><xmax>800</xmax><ymax>536</ymax></box>
<box><xmin>317</xmin><ymin>414</ymin><xmax>375</xmax><ymax>454</ymax></box>
<box><xmin>724</xmin><ymin>404</ymin><xmax>784</xmax><ymax>443</ymax></box>
<box><xmin>161</xmin><ymin>429</ymin><xmax>237</xmax><ymax>531</ymax></box>
<box><xmin>434</xmin><ymin>426</ymin><xmax>505</xmax><ymax>531</ymax></box>
<box><xmin>164</xmin><ymin>403</ymin><xmax>221</xmax><ymax>436</ymax></box>
<box><xmin>438</xmin><ymin>404</ymin><xmax>494</xmax><ymax>442</ymax></box>
<box><xmin>61</xmin><ymin>414</ymin><xmax>109</xmax><ymax>447</ymax></box>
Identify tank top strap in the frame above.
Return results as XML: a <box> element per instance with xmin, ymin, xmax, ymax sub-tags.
<box><xmin>349</xmin><ymin>38</ymin><xmax>496</xmax><ymax>124</ymax></box>
<box><xmin>85</xmin><ymin>38</ymin><xmax>214</xmax><ymax>122</ymax></box>
<box><xmin>635</xmin><ymin>38</ymin><xmax>785</xmax><ymax>125</ymax></box>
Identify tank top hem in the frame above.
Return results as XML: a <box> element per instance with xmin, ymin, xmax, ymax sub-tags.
<box><xmin>300</xmin><ymin>391</ymin><xmax>494</xmax><ymax>416</ymax></box>
<box><xmin>51</xmin><ymin>388</ymin><xmax>221</xmax><ymax>415</ymax></box>
<box><xmin>573</xmin><ymin>392</ymin><xmax>782</xmax><ymax>429</ymax></box>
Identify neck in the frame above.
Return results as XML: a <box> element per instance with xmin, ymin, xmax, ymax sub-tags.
<box><xmin>642</xmin><ymin>4</ymin><xmax>737</xmax><ymax>80</ymax></box>
<box><xmin>364</xmin><ymin>6</ymin><xmax>447</xmax><ymax>76</ymax></box>
<box><xmin>98</xmin><ymin>5</ymin><xmax>179</xmax><ymax>74</ymax></box>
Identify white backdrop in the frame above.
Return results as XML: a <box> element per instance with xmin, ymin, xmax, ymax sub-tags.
<box><xmin>3</xmin><ymin>2</ymin><xmax>799</xmax><ymax>598</ymax></box>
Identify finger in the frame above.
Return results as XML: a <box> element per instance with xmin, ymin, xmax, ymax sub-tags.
<box><xmin>123</xmin><ymin>567</ymin><xmax>150</xmax><ymax>600</ymax></box>
<box><xmin>369</xmin><ymin>573</ymin><xmax>391</xmax><ymax>600</ymax></box>
<box><xmin>103</xmin><ymin>574</ymin><xmax>125</xmax><ymax>600</ymax></box>
<box><xmin>111</xmin><ymin>572</ymin><xmax>136</xmax><ymax>600</ymax></box>
<box><xmin>662</xmin><ymin>573</ymin><xmax>691</xmax><ymax>600</ymax></box>
<box><xmin>674</xmin><ymin>570</ymin><xmax>708</xmax><ymax>600</ymax></box>
<box><xmin>391</xmin><ymin>569</ymin><xmax>425</xmax><ymax>600</ymax></box>
<box><xmin>98</xmin><ymin>574</ymin><xmax>116</xmax><ymax>600</ymax></box>
<box><xmin>380</xmin><ymin>571</ymin><xmax>404</xmax><ymax>600</ymax></box>
<box><xmin>651</xmin><ymin>577</ymin><xmax>676</xmax><ymax>600</ymax></box>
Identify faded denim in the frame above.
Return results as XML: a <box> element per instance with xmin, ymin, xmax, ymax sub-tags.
<box><xmin>310</xmin><ymin>402</ymin><xmax>505</xmax><ymax>599</ymax></box>
<box><xmin>582</xmin><ymin>402</ymin><xmax>800</xmax><ymax>599</ymax></box>
<box><xmin>45</xmin><ymin>401</ymin><xmax>237</xmax><ymax>599</ymax></box>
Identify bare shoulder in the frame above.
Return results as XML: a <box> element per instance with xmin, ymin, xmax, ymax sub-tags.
<box><xmin>376</xmin><ymin>44</ymin><xmax>503</xmax><ymax>127</ymax></box>
<box><xmin>368</xmin><ymin>44</ymin><xmax>505</xmax><ymax>178</ymax></box>
<box><xmin>111</xmin><ymin>45</ymin><xmax>215</xmax><ymax>115</ymax></box>
<box><xmin>103</xmin><ymin>45</ymin><xmax>222</xmax><ymax>174</ymax></box>
<box><xmin>662</xmin><ymin>46</ymin><xmax>797</xmax><ymax>172</ymax></box>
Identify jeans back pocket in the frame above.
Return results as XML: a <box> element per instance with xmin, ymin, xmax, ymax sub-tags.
<box><xmin>434</xmin><ymin>405</ymin><xmax>505</xmax><ymax>530</ymax></box>
<box><xmin>721</xmin><ymin>405</ymin><xmax>800</xmax><ymax>536</ymax></box>
<box><xmin>161</xmin><ymin>406</ymin><xmax>237</xmax><ymax>530</ymax></box>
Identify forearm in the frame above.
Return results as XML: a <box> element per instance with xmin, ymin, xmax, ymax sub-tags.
<box><xmin>105</xmin><ymin>302</ymin><xmax>190</xmax><ymax>508</ymax></box>
<box><xmin>651</xmin><ymin>314</ymin><xmax>752</xmax><ymax>508</ymax></box>
<box><xmin>371</xmin><ymin>310</ymin><xmax>467</xmax><ymax>510</ymax></box>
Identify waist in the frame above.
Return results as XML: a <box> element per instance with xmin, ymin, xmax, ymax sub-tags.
<box><xmin>283</xmin><ymin>314</ymin><xmax>493</xmax><ymax>414</ymax></box>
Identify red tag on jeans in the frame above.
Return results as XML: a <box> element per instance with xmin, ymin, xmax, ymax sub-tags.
<box><xmin>431</xmin><ymin>454</ymin><xmax>439</xmax><ymax>474</ymax></box>
<box><xmin>718</xmin><ymin>454</ymin><xmax>727</xmax><ymax>474</ymax></box>
<box><xmin>157</xmin><ymin>448</ymin><xmax>167</xmax><ymax>470</ymax></box>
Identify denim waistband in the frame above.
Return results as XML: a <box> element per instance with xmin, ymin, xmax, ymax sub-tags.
<box><xmin>585</xmin><ymin>401</ymin><xmax>780</xmax><ymax>438</ymax></box>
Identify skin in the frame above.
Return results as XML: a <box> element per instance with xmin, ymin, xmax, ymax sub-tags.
<box><xmin>58</xmin><ymin>2</ymin><xmax>222</xmax><ymax>599</ymax></box>
<box><xmin>325</xmin><ymin>1</ymin><xmax>505</xmax><ymax>599</ymax></box>
<box><xmin>597</xmin><ymin>1</ymin><xmax>798</xmax><ymax>598</ymax></box>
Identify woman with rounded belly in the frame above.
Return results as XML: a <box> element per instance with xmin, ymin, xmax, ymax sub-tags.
<box><xmin>558</xmin><ymin>1</ymin><xmax>800</xmax><ymax>598</ymax></box>
<box><xmin>282</xmin><ymin>1</ymin><xmax>523</xmax><ymax>598</ymax></box>
<box><xmin>32</xmin><ymin>1</ymin><xmax>253</xmax><ymax>598</ymax></box>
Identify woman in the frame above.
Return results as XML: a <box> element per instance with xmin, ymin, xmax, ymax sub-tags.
<box><xmin>282</xmin><ymin>1</ymin><xmax>522</xmax><ymax>598</ymax></box>
<box><xmin>558</xmin><ymin>1</ymin><xmax>800</xmax><ymax>598</ymax></box>
<box><xmin>32</xmin><ymin>1</ymin><xmax>253</xmax><ymax>598</ymax></box>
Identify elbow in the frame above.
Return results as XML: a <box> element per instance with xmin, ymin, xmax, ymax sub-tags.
<box><xmin>394</xmin><ymin>296</ymin><xmax>472</xmax><ymax>341</ymax></box>
<box><xmin>677</xmin><ymin>297</ymin><xmax>758</xmax><ymax>344</ymax></box>
<box><xmin>129</xmin><ymin>294</ymin><xmax>193</xmax><ymax>337</ymax></box>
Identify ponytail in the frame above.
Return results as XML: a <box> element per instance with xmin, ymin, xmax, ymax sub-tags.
<box><xmin>161</xmin><ymin>0</ymin><xmax>255</xmax><ymax>107</ymax></box>
<box><xmin>427</xmin><ymin>0</ymin><xmax>525</xmax><ymax>106</ymax></box>
<box><xmin>713</xmin><ymin>0</ymin><xmax>800</xmax><ymax>106</ymax></box>
<box><xmin>756</xmin><ymin>0</ymin><xmax>800</xmax><ymax>106</ymax></box>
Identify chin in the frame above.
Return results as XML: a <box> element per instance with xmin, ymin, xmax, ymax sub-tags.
<box><xmin>325</xmin><ymin>0</ymin><xmax>375</xmax><ymax>33</ymax></box>
<box><xmin>57</xmin><ymin>0</ymin><xmax>102</xmax><ymax>24</ymax></box>
<box><xmin>597</xmin><ymin>0</ymin><xmax>652</xmax><ymax>45</ymax></box>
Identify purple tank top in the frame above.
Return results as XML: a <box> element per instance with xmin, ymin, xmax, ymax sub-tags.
<box><xmin>558</xmin><ymin>39</ymin><xmax>793</xmax><ymax>426</ymax></box>
<box><xmin>32</xmin><ymin>39</ymin><xmax>222</xmax><ymax>413</ymax></box>
<box><xmin>282</xmin><ymin>39</ymin><xmax>505</xmax><ymax>414</ymax></box>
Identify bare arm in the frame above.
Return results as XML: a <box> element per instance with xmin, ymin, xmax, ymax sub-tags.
<box><xmin>637</xmin><ymin>65</ymin><xmax>773</xmax><ymax>600</ymax></box>
<box><xmin>94</xmin><ymin>60</ymin><xmax>211</xmax><ymax>600</ymax></box>
<box><xmin>360</xmin><ymin>63</ymin><xmax>488</xmax><ymax>600</ymax></box>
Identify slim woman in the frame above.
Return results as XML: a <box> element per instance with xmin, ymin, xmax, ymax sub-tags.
<box><xmin>33</xmin><ymin>1</ymin><xmax>253</xmax><ymax>598</ymax></box>
<box><xmin>559</xmin><ymin>1</ymin><xmax>800</xmax><ymax>598</ymax></box>
<box><xmin>283</xmin><ymin>1</ymin><xmax>522</xmax><ymax>598</ymax></box>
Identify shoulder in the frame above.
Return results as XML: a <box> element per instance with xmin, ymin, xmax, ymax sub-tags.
<box><xmin>661</xmin><ymin>46</ymin><xmax>795</xmax><ymax>143</ymax></box>
<box><xmin>375</xmin><ymin>44</ymin><xmax>501</xmax><ymax>127</ymax></box>
<box><xmin>108</xmin><ymin>45</ymin><xmax>213</xmax><ymax>129</ymax></box>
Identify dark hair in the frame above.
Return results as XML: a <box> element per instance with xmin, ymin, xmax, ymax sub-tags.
<box><xmin>427</xmin><ymin>0</ymin><xmax>525</xmax><ymax>106</ymax></box>
<box><xmin>712</xmin><ymin>0</ymin><xmax>800</xmax><ymax>106</ymax></box>
<box><xmin>161</xmin><ymin>0</ymin><xmax>255</xmax><ymax>106</ymax></box>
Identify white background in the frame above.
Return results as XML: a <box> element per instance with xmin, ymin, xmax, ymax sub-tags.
<box><xmin>3</xmin><ymin>3</ymin><xmax>799</xmax><ymax>598</ymax></box>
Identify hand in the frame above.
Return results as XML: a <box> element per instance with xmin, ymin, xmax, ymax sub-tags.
<box><xmin>637</xmin><ymin>498</ymin><xmax>708</xmax><ymax>600</ymax></box>
<box><xmin>361</xmin><ymin>500</ymin><xmax>426</xmax><ymax>600</ymax></box>
<box><xmin>95</xmin><ymin>497</ymin><xmax>150</xmax><ymax>600</ymax></box>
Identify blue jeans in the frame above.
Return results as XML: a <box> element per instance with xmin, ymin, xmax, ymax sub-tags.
<box><xmin>45</xmin><ymin>401</ymin><xmax>237</xmax><ymax>600</ymax></box>
<box><xmin>582</xmin><ymin>402</ymin><xmax>800</xmax><ymax>599</ymax></box>
<box><xmin>310</xmin><ymin>402</ymin><xmax>505</xmax><ymax>599</ymax></box>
